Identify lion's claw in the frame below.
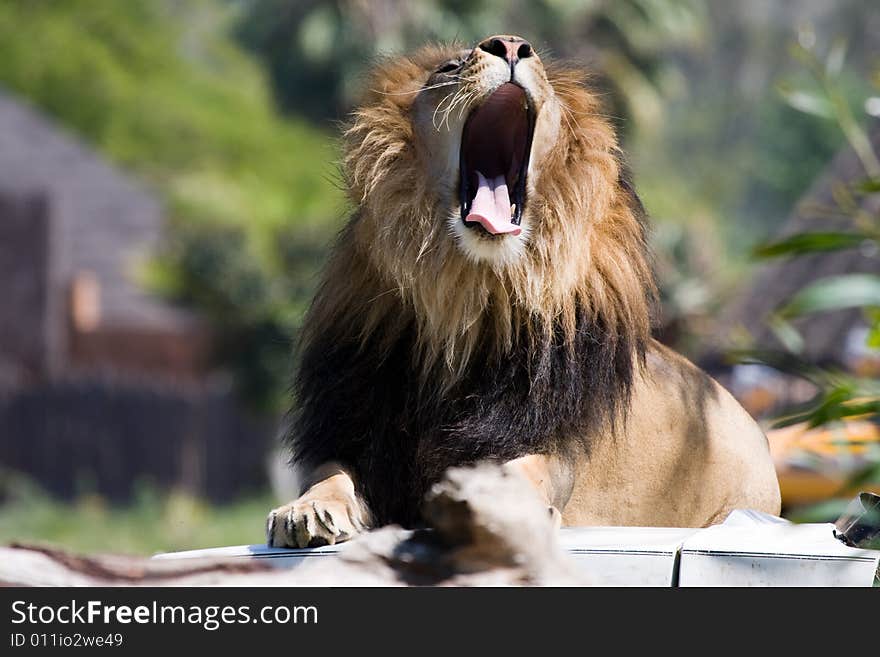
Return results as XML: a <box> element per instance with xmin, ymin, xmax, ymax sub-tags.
<box><xmin>267</xmin><ymin>494</ymin><xmax>367</xmax><ymax>548</ymax></box>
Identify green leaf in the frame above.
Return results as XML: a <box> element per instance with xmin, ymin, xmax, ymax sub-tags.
<box><xmin>855</xmin><ymin>177</ymin><xmax>880</xmax><ymax>193</ymax></box>
<box><xmin>780</xmin><ymin>274</ymin><xmax>880</xmax><ymax>318</ymax></box>
<box><xmin>868</xmin><ymin>330</ymin><xmax>880</xmax><ymax>350</ymax></box>
<box><xmin>777</xmin><ymin>84</ymin><xmax>834</xmax><ymax>118</ymax></box>
<box><xmin>867</xmin><ymin>309</ymin><xmax>880</xmax><ymax>349</ymax></box>
<box><xmin>767</xmin><ymin>314</ymin><xmax>805</xmax><ymax>354</ymax></box>
<box><xmin>753</xmin><ymin>232</ymin><xmax>872</xmax><ymax>259</ymax></box>
<box><xmin>769</xmin><ymin>386</ymin><xmax>880</xmax><ymax>430</ymax></box>
<box><xmin>825</xmin><ymin>38</ymin><xmax>848</xmax><ymax>77</ymax></box>
<box><xmin>726</xmin><ymin>348</ymin><xmax>822</xmax><ymax>383</ymax></box>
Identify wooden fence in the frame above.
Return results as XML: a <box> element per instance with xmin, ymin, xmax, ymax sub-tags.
<box><xmin>0</xmin><ymin>376</ymin><xmax>275</xmax><ymax>502</ymax></box>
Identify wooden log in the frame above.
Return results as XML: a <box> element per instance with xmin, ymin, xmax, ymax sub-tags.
<box><xmin>0</xmin><ymin>463</ymin><xmax>587</xmax><ymax>586</ymax></box>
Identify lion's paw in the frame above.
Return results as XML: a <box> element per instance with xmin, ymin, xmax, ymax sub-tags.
<box><xmin>266</xmin><ymin>493</ymin><xmax>368</xmax><ymax>548</ymax></box>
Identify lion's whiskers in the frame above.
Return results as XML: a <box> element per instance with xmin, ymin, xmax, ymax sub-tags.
<box><xmin>442</xmin><ymin>83</ymin><xmax>479</xmax><ymax>129</ymax></box>
<box><xmin>438</xmin><ymin>85</ymin><xmax>467</xmax><ymax>130</ymax></box>
<box><xmin>375</xmin><ymin>79</ymin><xmax>462</xmax><ymax>96</ymax></box>
<box><xmin>426</xmin><ymin>71</ymin><xmax>481</xmax><ymax>131</ymax></box>
<box><xmin>432</xmin><ymin>89</ymin><xmax>458</xmax><ymax>131</ymax></box>
<box><xmin>450</xmin><ymin>88</ymin><xmax>479</xmax><ymax>124</ymax></box>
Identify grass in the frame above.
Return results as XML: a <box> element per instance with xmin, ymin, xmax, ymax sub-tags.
<box><xmin>0</xmin><ymin>478</ymin><xmax>275</xmax><ymax>557</ymax></box>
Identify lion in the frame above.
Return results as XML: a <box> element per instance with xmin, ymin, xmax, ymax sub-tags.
<box><xmin>267</xmin><ymin>35</ymin><xmax>781</xmax><ymax>548</ymax></box>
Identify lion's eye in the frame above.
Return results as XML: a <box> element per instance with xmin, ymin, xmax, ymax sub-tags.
<box><xmin>436</xmin><ymin>59</ymin><xmax>461</xmax><ymax>74</ymax></box>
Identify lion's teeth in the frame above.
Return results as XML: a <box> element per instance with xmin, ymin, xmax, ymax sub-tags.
<box><xmin>510</xmin><ymin>204</ymin><xmax>516</xmax><ymax>217</ymax></box>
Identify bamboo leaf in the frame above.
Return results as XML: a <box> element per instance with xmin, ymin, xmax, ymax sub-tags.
<box><xmin>769</xmin><ymin>387</ymin><xmax>878</xmax><ymax>430</ymax></box>
<box><xmin>780</xmin><ymin>274</ymin><xmax>880</xmax><ymax>318</ymax></box>
<box><xmin>767</xmin><ymin>314</ymin><xmax>804</xmax><ymax>354</ymax></box>
<box><xmin>727</xmin><ymin>348</ymin><xmax>823</xmax><ymax>383</ymax></box>
<box><xmin>777</xmin><ymin>84</ymin><xmax>834</xmax><ymax>118</ymax></box>
<box><xmin>754</xmin><ymin>232</ymin><xmax>872</xmax><ymax>259</ymax></box>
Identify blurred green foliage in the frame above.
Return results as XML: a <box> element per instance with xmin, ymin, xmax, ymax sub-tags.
<box><xmin>745</xmin><ymin>41</ymin><xmax>880</xmax><ymax>490</ymax></box>
<box><xmin>0</xmin><ymin>0</ymin><xmax>877</xmax><ymax>415</ymax></box>
<box><xmin>623</xmin><ymin>3</ymin><xmax>876</xmax><ymax>348</ymax></box>
<box><xmin>0</xmin><ymin>0</ymin><xmax>341</xmax><ymax>225</ymax></box>
<box><xmin>0</xmin><ymin>0</ymin><xmax>346</xmax><ymax>410</ymax></box>
<box><xmin>236</xmin><ymin>0</ymin><xmax>703</xmax><ymax>130</ymax></box>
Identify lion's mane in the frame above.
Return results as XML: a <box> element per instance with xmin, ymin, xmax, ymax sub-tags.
<box><xmin>287</xmin><ymin>45</ymin><xmax>657</xmax><ymax>526</ymax></box>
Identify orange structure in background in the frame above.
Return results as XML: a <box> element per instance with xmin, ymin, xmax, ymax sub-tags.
<box><xmin>767</xmin><ymin>420</ymin><xmax>880</xmax><ymax>508</ymax></box>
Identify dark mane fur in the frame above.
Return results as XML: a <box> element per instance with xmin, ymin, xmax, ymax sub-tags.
<box><xmin>288</xmin><ymin>286</ymin><xmax>649</xmax><ymax>527</ymax></box>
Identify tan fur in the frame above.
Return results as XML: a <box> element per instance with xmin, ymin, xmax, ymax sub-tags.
<box><xmin>268</xmin><ymin>38</ymin><xmax>780</xmax><ymax>548</ymax></box>
<box><xmin>562</xmin><ymin>342</ymin><xmax>780</xmax><ymax>527</ymax></box>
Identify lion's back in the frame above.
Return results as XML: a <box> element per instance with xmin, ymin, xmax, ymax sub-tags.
<box><xmin>561</xmin><ymin>340</ymin><xmax>781</xmax><ymax>527</ymax></box>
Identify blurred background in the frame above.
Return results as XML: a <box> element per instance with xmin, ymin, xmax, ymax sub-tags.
<box><xmin>1</xmin><ymin>0</ymin><xmax>878</xmax><ymax>555</ymax></box>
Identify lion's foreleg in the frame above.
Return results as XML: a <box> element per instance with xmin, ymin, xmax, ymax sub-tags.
<box><xmin>266</xmin><ymin>462</ymin><xmax>372</xmax><ymax>548</ymax></box>
<box><xmin>502</xmin><ymin>454</ymin><xmax>574</xmax><ymax>529</ymax></box>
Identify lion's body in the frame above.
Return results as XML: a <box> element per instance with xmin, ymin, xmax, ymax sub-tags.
<box><xmin>561</xmin><ymin>342</ymin><xmax>780</xmax><ymax>527</ymax></box>
<box><xmin>267</xmin><ymin>37</ymin><xmax>780</xmax><ymax>548</ymax></box>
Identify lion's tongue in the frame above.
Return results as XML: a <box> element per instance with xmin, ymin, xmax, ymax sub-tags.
<box><xmin>466</xmin><ymin>171</ymin><xmax>521</xmax><ymax>236</ymax></box>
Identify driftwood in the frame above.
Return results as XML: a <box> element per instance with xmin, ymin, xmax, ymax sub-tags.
<box><xmin>0</xmin><ymin>463</ymin><xmax>587</xmax><ymax>586</ymax></box>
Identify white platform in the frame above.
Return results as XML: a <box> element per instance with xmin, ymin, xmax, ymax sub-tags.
<box><xmin>155</xmin><ymin>510</ymin><xmax>879</xmax><ymax>586</ymax></box>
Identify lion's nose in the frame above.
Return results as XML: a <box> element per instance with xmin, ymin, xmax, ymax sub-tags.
<box><xmin>478</xmin><ymin>35</ymin><xmax>533</xmax><ymax>66</ymax></box>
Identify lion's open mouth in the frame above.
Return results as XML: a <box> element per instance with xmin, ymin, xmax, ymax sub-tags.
<box><xmin>459</xmin><ymin>82</ymin><xmax>535</xmax><ymax>237</ymax></box>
